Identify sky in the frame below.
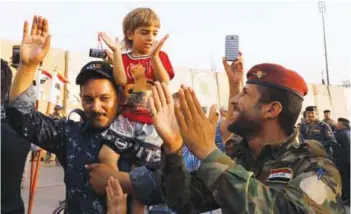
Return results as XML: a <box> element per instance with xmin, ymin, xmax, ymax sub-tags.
<box><xmin>1</xmin><ymin>1</ymin><xmax>350</xmax><ymax>85</ymax></box>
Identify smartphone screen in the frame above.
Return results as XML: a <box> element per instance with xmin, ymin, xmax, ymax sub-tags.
<box><xmin>89</xmin><ymin>48</ymin><xmax>106</xmax><ymax>59</ymax></box>
<box><xmin>225</xmin><ymin>35</ymin><xmax>239</xmax><ymax>61</ymax></box>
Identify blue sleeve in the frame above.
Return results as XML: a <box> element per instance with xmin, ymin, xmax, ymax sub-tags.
<box><xmin>215</xmin><ymin>123</ymin><xmax>225</xmax><ymax>151</ymax></box>
<box><xmin>7</xmin><ymin>86</ymin><xmax>66</xmax><ymax>154</ymax></box>
<box><xmin>129</xmin><ymin>166</ymin><xmax>164</xmax><ymax>205</ymax></box>
<box><xmin>299</xmin><ymin>124</ymin><xmax>306</xmax><ymax>143</ymax></box>
<box><xmin>321</xmin><ymin>123</ymin><xmax>337</xmax><ymax>145</ymax></box>
<box><xmin>335</xmin><ymin>130</ymin><xmax>350</xmax><ymax>151</ymax></box>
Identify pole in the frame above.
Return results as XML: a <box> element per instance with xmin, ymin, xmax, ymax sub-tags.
<box><xmin>63</xmin><ymin>51</ymin><xmax>69</xmax><ymax>115</ymax></box>
<box><xmin>318</xmin><ymin>1</ymin><xmax>330</xmax><ymax>85</ymax></box>
<box><xmin>28</xmin><ymin>106</ymin><xmax>43</xmax><ymax>214</ymax></box>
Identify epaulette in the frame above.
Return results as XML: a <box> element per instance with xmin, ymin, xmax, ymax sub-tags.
<box><xmin>299</xmin><ymin>140</ymin><xmax>329</xmax><ymax>158</ymax></box>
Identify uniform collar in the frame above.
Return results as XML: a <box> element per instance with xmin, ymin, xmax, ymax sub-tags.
<box><xmin>308</xmin><ymin>119</ymin><xmax>321</xmax><ymax>125</ymax></box>
<box><xmin>235</xmin><ymin>130</ymin><xmax>300</xmax><ymax>160</ymax></box>
<box><xmin>260</xmin><ymin>130</ymin><xmax>300</xmax><ymax>160</ymax></box>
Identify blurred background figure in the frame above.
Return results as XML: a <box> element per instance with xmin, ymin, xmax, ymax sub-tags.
<box><xmin>299</xmin><ymin>106</ymin><xmax>336</xmax><ymax>158</ymax></box>
<box><xmin>49</xmin><ymin>105</ymin><xmax>66</xmax><ymax>119</ymax></box>
<box><xmin>1</xmin><ymin>59</ymin><xmax>31</xmax><ymax>214</ymax></box>
<box><xmin>323</xmin><ymin>109</ymin><xmax>337</xmax><ymax>132</ymax></box>
<box><xmin>333</xmin><ymin>117</ymin><xmax>350</xmax><ymax>206</ymax></box>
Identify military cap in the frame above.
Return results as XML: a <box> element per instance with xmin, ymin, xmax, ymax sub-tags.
<box><xmin>323</xmin><ymin>109</ymin><xmax>331</xmax><ymax>113</ymax></box>
<box><xmin>305</xmin><ymin>106</ymin><xmax>316</xmax><ymax>112</ymax></box>
<box><xmin>246</xmin><ymin>63</ymin><xmax>308</xmax><ymax>98</ymax></box>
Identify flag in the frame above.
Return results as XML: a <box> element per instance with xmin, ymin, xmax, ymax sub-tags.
<box><xmin>48</xmin><ymin>71</ymin><xmax>68</xmax><ymax>104</ymax></box>
<box><xmin>34</xmin><ymin>68</ymin><xmax>52</xmax><ymax>100</ymax></box>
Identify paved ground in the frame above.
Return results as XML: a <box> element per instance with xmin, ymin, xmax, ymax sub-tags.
<box><xmin>22</xmin><ymin>165</ymin><xmax>65</xmax><ymax>214</ymax></box>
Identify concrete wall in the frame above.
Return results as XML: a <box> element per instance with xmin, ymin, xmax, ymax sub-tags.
<box><xmin>2</xmin><ymin>39</ymin><xmax>350</xmax><ymax>121</ymax></box>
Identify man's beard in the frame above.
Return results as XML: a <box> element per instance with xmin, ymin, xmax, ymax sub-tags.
<box><xmin>227</xmin><ymin>110</ymin><xmax>263</xmax><ymax>139</ymax></box>
<box><xmin>87</xmin><ymin>112</ymin><xmax>110</xmax><ymax>130</ymax></box>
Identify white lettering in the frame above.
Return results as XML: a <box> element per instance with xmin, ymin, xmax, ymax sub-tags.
<box><xmin>114</xmin><ymin>139</ymin><xmax>128</xmax><ymax>150</ymax></box>
<box><xmin>136</xmin><ymin>147</ymin><xmax>144</xmax><ymax>158</ymax></box>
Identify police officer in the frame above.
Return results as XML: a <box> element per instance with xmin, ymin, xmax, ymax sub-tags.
<box><xmin>299</xmin><ymin>106</ymin><xmax>336</xmax><ymax>158</ymax></box>
<box><xmin>322</xmin><ymin>109</ymin><xmax>337</xmax><ymax>132</ymax></box>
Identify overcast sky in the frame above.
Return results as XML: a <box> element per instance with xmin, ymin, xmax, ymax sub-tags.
<box><xmin>1</xmin><ymin>1</ymin><xmax>350</xmax><ymax>84</ymax></box>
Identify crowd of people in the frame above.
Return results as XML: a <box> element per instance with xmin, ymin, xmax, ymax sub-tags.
<box><xmin>298</xmin><ymin>107</ymin><xmax>350</xmax><ymax>206</ymax></box>
<box><xmin>1</xmin><ymin>7</ymin><xmax>350</xmax><ymax>214</ymax></box>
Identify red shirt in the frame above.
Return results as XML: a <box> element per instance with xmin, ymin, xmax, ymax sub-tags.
<box><xmin>121</xmin><ymin>51</ymin><xmax>174</xmax><ymax>124</ymax></box>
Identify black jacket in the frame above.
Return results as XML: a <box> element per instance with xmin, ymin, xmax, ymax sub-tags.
<box><xmin>1</xmin><ymin>105</ymin><xmax>31</xmax><ymax>214</ymax></box>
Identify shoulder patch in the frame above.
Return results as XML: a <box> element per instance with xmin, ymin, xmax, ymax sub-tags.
<box><xmin>266</xmin><ymin>168</ymin><xmax>293</xmax><ymax>183</ymax></box>
<box><xmin>300</xmin><ymin>175</ymin><xmax>329</xmax><ymax>205</ymax></box>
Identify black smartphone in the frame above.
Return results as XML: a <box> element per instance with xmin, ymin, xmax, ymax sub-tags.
<box><xmin>12</xmin><ymin>45</ymin><xmax>20</xmax><ymax>66</ymax></box>
<box><xmin>89</xmin><ymin>48</ymin><xmax>106</xmax><ymax>59</ymax></box>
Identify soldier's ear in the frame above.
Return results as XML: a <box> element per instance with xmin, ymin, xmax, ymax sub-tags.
<box><xmin>263</xmin><ymin>101</ymin><xmax>282</xmax><ymax>119</ymax></box>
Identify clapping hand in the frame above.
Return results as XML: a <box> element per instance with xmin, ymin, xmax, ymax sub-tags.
<box><xmin>151</xmin><ymin>34</ymin><xmax>169</xmax><ymax>57</ymax></box>
<box><xmin>106</xmin><ymin>177</ymin><xmax>127</xmax><ymax>214</ymax></box>
<box><xmin>174</xmin><ymin>86</ymin><xmax>218</xmax><ymax>160</ymax></box>
<box><xmin>99</xmin><ymin>32</ymin><xmax>122</xmax><ymax>64</ymax></box>
<box><xmin>148</xmin><ymin>82</ymin><xmax>183</xmax><ymax>153</ymax></box>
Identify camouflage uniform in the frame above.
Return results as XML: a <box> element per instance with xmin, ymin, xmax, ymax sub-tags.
<box><xmin>299</xmin><ymin>120</ymin><xmax>336</xmax><ymax>157</ymax></box>
<box><xmin>158</xmin><ymin>131</ymin><xmax>345</xmax><ymax>214</ymax></box>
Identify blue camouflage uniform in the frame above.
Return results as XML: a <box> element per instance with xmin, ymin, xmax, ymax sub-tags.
<box><xmin>6</xmin><ymin>86</ymin><xmax>108</xmax><ymax>214</ymax></box>
<box><xmin>299</xmin><ymin>120</ymin><xmax>336</xmax><ymax>157</ymax></box>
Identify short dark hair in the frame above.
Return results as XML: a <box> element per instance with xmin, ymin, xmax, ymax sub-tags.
<box><xmin>257</xmin><ymin>85</ymin><xmax>303</xmax><ymax>136</ymax></box>
<box><xmin>338</xmin><ymin>117</ymin><xmax>350</xmax><ymax>129</ymax></box>
<box><xmin>324</xmin><ymin>110</ymin><xmax>331</xmax><ymax>113</ymax></box>
<box><xmin>1</xmin><ymin>59</ymin><xmax>13</xmax><ymax>103</ymax></box>
<box><xmin>338</xmin><ymin>117</ymin><xmax>350</xmax><ymax>124</ymax></box>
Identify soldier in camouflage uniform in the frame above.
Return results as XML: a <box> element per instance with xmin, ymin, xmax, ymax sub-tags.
<box><xmin>145</xmin><ymin>58</ymin><xmax>345</xmax><ymax>213</ymax></box>
<box><xmin>299</xmin><ymin>106</ymin><xmax>336</xmax><ymax>158</ymax></box>
<box><xmin>87</xmin><ymin>57</ymin><xmax>345</xmax><ymax>213</ymax></box>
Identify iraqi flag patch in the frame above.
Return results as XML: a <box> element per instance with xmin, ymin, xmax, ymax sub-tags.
<box><xmin>267</xmin><ymin>168</ymin><xmax>293</xmax><ymax>183</ymax></box>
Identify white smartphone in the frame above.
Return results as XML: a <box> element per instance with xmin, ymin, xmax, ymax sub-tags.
<box><xmin>225</xmin><ymin>35</ymin><xmax>239</xmax><ymax>61</ymax></box>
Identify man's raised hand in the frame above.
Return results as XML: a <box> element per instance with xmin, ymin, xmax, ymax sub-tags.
<box><xmin>222</xmin><ymin>52</ymin><xmax>244</xmax><ymax>85</ymax></box>
<box><xmin>21</xmin><ymin>15</ymin><xmax>51</xmax><ymax>67</ymax></box>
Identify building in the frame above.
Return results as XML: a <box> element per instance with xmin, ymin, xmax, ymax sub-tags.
<box><xmin>341</xmin><ymin>80</ymin><xmax>351</xmax><ymax>88</ymax></box>
<box><xmin>2</xmin><ymin>39</ymin><xmax>351</xmax><ymax>122</ymax></box>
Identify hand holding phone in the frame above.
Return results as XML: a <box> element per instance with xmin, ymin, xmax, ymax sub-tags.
<box><xmin>225</xmin><ymin>35</ymin><xmax>239</xmax><ymax>61</ymax></box>
<box><xmin>12</xmin><ymin>45</ymin><xmax>20</xmax><ymax>66</ymax></box>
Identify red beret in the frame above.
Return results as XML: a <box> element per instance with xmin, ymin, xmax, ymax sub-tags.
<box><xmin>246</xmin><ymin>63</ymin><xmax>308</xmax><ymax>97</ymax></box>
